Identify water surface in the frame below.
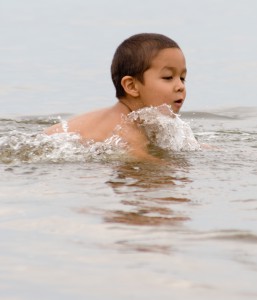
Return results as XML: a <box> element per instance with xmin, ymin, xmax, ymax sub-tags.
<box><xmin>1</xmin><ymin>107</ymin><xmax>257</xmax><ymax>300</ymax></box>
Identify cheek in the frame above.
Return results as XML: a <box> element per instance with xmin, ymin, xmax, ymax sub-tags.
<box><xmin>145</xmin><ymin>86</ymin><xmax>160</xmax><ymax>99</ymax></box>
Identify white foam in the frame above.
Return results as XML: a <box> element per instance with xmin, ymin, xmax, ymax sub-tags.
<box><xmin>127</xmin><ymin>104</ymin><xmax>201</xmax><ymax>151</ymax></box>
<box><xmin>0</xmin><ymin>105</ymin><xmax>200</xmax><ymax>164</ymax></box>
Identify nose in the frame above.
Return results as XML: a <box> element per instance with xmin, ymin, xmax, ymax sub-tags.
<box><xmin>175</xmin><ymin>78</ymin><xmax>185</xmax><ymax>92</ymax></box>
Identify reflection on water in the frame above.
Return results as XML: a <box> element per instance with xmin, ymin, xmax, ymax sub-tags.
<box><xmin>104</xmin><ymin>210</ymin><xmax>189</xmax><ymax>226</ymax></box>
<box><xmin>114</xmin><ymin>239</ymin><xmax>172</xmax><ymax>254</ymax></box>
<box><xmin>104</xmin><ymin>161</ymin><xmax>191</xmax><ymax>226</ymax></box>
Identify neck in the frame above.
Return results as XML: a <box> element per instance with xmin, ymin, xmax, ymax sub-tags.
<box><xmin>119</xmin><ymin>99</ymin><xmax>133</xmax><ymax>113</ymax></box>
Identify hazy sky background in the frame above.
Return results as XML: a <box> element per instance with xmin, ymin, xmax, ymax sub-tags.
<box><xmin>0</xmin><ymin>0</ymin><xmax>257</xmax><ymax>115</ymax></box>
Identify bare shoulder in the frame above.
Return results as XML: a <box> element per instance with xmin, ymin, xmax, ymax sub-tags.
<box><xmin>44</xmin><ymin>104</ymin><xmax>125</xmax><ymax>141</ymax></box>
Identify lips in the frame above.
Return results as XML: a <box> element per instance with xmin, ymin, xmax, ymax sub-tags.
<box><xmin>172</xmin><ymin>99</ymin><xmax>184</xmax><ymax>113</ymax></box>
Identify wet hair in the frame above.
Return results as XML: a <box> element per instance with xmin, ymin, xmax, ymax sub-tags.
<box><xmin>111</xmin><ymin>33</ymin><xmax>180</xmax><ymax>98</ymax></box>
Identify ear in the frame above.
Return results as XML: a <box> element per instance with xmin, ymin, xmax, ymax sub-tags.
<box><xmin>121</xmin><ymin>76</ymin><xmax>139</xmax><ymax>98</ymax></box>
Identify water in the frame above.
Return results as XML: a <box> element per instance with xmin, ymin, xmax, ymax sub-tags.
<box><xmin>1</xmin><ymin>106</ymin><xmax>257</xmax><ymax>300</ymax></box>
<box><xmin>1</xmin><ymin>0</ymin><xmax>257</xmax><ymax>298</ymax></box>
<box><xmin>1</xmin><ymin>0</ymin><xmax>257</xmax><ymax>115</ymax></box>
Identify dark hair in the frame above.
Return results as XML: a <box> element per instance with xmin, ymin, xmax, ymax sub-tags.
<box><xmin>111</xmin><ymin>33</ymin><xmax>180</xmax><ymax>98</ymax></box>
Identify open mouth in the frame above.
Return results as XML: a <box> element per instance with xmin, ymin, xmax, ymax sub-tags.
<box><xmin>174</xmin><ymin>99</ymin><xmax>183</xmax><ymax>104</ymax></box>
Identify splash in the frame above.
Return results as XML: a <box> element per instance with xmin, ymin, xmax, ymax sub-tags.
<box><xmin>127</xmin><ymin>104</ymin><xmax>201</xmax><ymax>151</ymax></box>
<box><xmin>0</xmin><ymin>131</ymin><xmax>127</xmax><ymax>164</ymax></box>
<box><xmin>0</xmin><ymin>105</ymin><xmax>200</xmax><ymax>164</ymax></box>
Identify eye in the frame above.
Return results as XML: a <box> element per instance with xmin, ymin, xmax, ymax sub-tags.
<box><xmin>162</xmin><ymin>76</ymin><xmax>173</xmax><ymax>80</ymax></box>
<box><xmin>180</xmin><ymin>77</ymin><xmax>186</xmax><ymax>83</ymax></box>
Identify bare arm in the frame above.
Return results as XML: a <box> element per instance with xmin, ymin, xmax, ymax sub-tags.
<box><xmin>119</xmin><ymin>121</ymin><xmax>162</xmax><ymax>163</ymax></box>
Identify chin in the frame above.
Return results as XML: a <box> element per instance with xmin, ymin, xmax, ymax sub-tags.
<box><xmin>172</xmin><ymin>108</ymin><xmax>180</xmax><ymax>114</ymax></box>
<box><xmin>174</xmin><ymin>105</ymin><xmax>184</xmax><ymax>114</ymax></box>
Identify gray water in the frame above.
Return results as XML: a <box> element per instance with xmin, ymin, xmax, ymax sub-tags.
<box><xmin>1</xmin><ymin>0</ymin><xmax>257</xmax><ymax>299</ymax></box>
<box><xmin>1</xmin><ymin>107</ymin><xmax>257</xmax><ymax>300</ymax></box>
<box><xmin>1</xmin><ymin>0</ymin><xmax>257</xmax><ymax>115</ymax></box>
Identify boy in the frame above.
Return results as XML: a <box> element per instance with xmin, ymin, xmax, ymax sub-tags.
<box><xmin>45</xmin><ymin>33</ymin><xmax>187</xmax><ymax>160</ymax></box>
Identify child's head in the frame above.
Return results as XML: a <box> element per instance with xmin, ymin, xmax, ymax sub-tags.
<box><xmin>111</xmin><ymin>33</ymin><xmax>180</xmax><ymax>99</ymax></box>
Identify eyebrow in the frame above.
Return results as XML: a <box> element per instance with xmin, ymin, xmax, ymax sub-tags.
<box><xmin>161</xmin><ymin>66</ymin><xmax>187</xmax><ymax>73</ymax></box>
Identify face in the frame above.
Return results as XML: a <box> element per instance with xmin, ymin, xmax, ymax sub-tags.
<box><xmin>136</xmin><ymin>48</ymin><xmax>187</xmax><ymax>113</ymax></box>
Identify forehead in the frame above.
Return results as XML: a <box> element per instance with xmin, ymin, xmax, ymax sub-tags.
<box><xmin>150</xmin><ymin>48</ymin><xmax>186</xmax><ymax>71</ymax></box>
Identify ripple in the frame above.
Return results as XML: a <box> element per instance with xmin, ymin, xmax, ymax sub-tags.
<box><xmin>192</xmin><ymin>230</ymin><xmax>257</xmax><ymax>244</ymax></box>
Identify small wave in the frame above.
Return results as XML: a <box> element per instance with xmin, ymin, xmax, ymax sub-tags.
<box><xmin>190</xmin><ymin>230</ymin><xmax>257</xmax><ymax>244</ymax></box>
<box><xmin>212</xmin><ymin>106</ymin><xmax>257</xmax><ymax>119</ymax></box>
<box><xmin>0</xmin><ymin>105</ymin><xmax>200</xmax><ymax>164</ymax></box>
<box><xmin>195</xmin><ymin>129</ymin><xmax>257</xmax><ymax>144</ymax></box>
<box><xmin>181</xmin><ymin>106</ymin><xmax>257</xmax><ymax>120</ymax></box>
<box><xmin>127</xmin><ymin>105</ymin><xmax>200</xmax><ymax>151</ymax></box>
<box><xmin>181</xmin><ymin>111</ymin><xmax>235</xmax><ymax>120</ymax></box>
